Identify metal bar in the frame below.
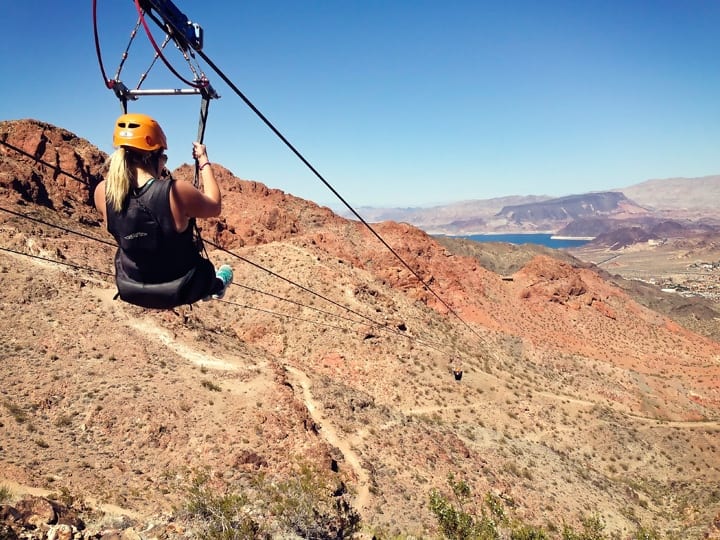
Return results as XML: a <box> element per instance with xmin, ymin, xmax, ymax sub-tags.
<box><xmin>126</xmin><ymin>88</ymin><xmax>203</xmax><ymax>97</ymax></box>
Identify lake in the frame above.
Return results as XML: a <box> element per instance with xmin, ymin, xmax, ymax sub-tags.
<box><xmin>459</xmin><ymin>233</ymin><xmax>592</xmax><ymax>249</ymax></box>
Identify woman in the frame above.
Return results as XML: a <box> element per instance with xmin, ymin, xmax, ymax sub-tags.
<box><xmin>94</xmin><ymin>112</ymin><xmax>232</xmax><ymax>309</ymax></box>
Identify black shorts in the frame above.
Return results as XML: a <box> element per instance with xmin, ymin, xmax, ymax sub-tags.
<box><xmin>115</xmin><ymin>255</ymin><xmax>218</xmax><ymax>309</ymax></box>
<box><xmin>178</xmin><ymin>257</ymin><xmax>220</xmax><ymax>305</ymax></box>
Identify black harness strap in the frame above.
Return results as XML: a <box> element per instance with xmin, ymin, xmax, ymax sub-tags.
<box><xmin>193</xmin><ymin>89</ymin><xmax>212</xmax><ymax>188</ymax></box>
<box><xmin>190</xmin><ymin>86</ymin><xmax>218</xmax><ymax>259</ymax></box>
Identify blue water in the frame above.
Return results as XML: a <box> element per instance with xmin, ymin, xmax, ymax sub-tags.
<box><xmin>459</xmin><ymin>233</ymin><xmax>591</xmax><ymax>249</ymax></box>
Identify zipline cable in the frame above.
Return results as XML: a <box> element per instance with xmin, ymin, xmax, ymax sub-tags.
<box><xmin>2</xmin><ymin>236</ymin><xmax>438</xmax><ymax>345</ymax></box>
<box><xmin>191</xmin><ymin>47</ymin><xmax>486</xmax><ymax>345</ymax></box>
<box><xmin>0</xmin><ymin>243</ymin><xmax>354</xmax><ymax>333</ymax></box>
<box><xmin>232</xmin><ymin>281</ymin><xmax>451</xmax><ymax>353</ymax></box>
<box><xmin>0</xmin><ymin>246</ymin><xmax>113</xmax><ymax>277</ymax></box>
<box><xmin>0</xmin><ymin>244</ymin><xmax>365</xmax><ymax>339</ymax></box>
<box><xmin>91</xmin><ymin>2</ymin><xmax>484</xmax><ymax>346</ymax></box>
<box><xmin>0</xmin><ymin>206</ymin><xmax>114</xmax><ymax>247</ymax></box>
<box><xmin>0</xmin><ymin>201</ymin><xmax>449</xmax><ymax>353</ymax></box>
<box><xmin>0</xmin><ymin>140</ymin><xmax>93</xmax><ymax>187</ymax></box>
<box><xmin>218</xmin><ymin>298</ymin><xmax>357</xmax><ymax>333</ymax></box>
<box><xmin>0</xmin><ymin>138</ymin><xmax>455</xmax><ymax>354</ymax></box>
<box><xmin>235</xmin><ymin>282</ymin><xmax>374</xmax><ymax>329</ymax></box>
<box><xmin>202</xmin><ymin>238</ymin><xmax>446</xmax><ymax>350</ymax></box>
<box><xmin>0</xmin><ymin>240</ymin><xmax>448</xmax><ymax>353</ymax></box>
<box><xmin>0</xmin><ymin>198</ymin><xmax>418</xmax><ymax>345</ymax></box>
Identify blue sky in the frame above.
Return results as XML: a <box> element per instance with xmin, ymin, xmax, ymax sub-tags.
<box><xmin>2</xmin><ymin>1</ymin><xmax>719</xmax><ymax>207</ymax></box>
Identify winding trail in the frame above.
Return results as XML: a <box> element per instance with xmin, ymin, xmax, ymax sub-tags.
<box><xmin>127</xmin><ymin>317</ymin><xmax>238</xmax><ymax>371</ymax></box>
<box><xmin>404</xmin><ymin>395</ymin><xmax>720</xmax><ymax>429</ymax></box>
<box><xmin>284</xmin><ymin>366</ymin><xmax>372</xmax><ymax>515</ymax></box>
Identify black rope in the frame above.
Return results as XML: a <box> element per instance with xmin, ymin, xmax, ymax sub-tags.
<box><xmin>0</xmin><ymin>197</ymin><xmax>447</xmax><ymax>352</ymax></box>
<box><xmin>203</xmin><ymin>238</ymin><xmax>431</xmax><ymax>346</ymax></box>
<box><xmin>218</xmin><ymin>298</ymin><xmax>356</xmax><ymax>332</ymax></box>
<box><xmin>0</xmin><ymin>246</ymin><xmax>113</xmax><ymax>277</ymax></box>
<box><xmin>0</xmin><ymin>206</ymin><xmax>114</xmax><ymax>246</ymax></box>
<box><xmin>234</xmin><ymin>282</ymin><xmax>373</xmax><ymax>329</ymax></box>
<box><xmin>191</xmin><ymin>48</ymin><xmax>486</xmax><ymax>344</ymax></box>
<box><xmin>0</xmin><ymin>139</ymin><xmax>92</xmax><ymax>187</ymax></box>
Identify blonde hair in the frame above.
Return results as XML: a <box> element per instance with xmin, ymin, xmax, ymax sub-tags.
<box><xmin>105</xmin><ymin>147</ymin><xmax>134</xmax><ymax>212</ymax></box>
<box><xmin>105</xmin><ymin>147</ymin><xmax>159</xmax><ymax>212</ymax></box>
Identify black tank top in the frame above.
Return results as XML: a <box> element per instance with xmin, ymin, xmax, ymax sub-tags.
<box><xmin>106</xmin><ymin>179</ymin><xmax>200</xmax><ymax>283</ymax></box>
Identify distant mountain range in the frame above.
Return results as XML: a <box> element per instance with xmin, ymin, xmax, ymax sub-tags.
<box><xmin>343</xmin><ymin>175</ymin><xmax>720</xmax><ymax>239</ymax></box>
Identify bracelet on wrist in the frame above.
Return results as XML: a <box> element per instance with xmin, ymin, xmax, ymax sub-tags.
<box><xmin>199</xmin><ymin>161</ymin><xmax>211</xmax><ymax>170</ymax></box>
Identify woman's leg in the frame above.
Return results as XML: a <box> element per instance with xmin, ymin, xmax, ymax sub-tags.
<box><xmin>178</xmin><ymin>258</ymin><xmax>218</xmax><ymax>305</ymax></box>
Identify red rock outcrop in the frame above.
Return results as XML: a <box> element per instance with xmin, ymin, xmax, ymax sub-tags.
<box><xmin>0</xmin><ymin>119</ymin><xmax>106</xmax><ymax>223</ymax></box>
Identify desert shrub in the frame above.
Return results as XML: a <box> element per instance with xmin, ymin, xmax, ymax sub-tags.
<box><xmin>182</xmin><ymin>470</ymin><xmax>265</xmax><ymax>540</ymax></box>
<box><xmin>429</xmin><ymin>475</ymin><xmax>664</xmax><ymax>540</ymax></box>
<box><xmin>561</xmin><ymin>514</ymin><xmax>606</xmax><ymax>540</ymax></box>
<box><xmin>54</xmin><ymin>414</ymin><xmax>73</xmax><ymax>428</ymax></box>
<box><xmin>0</xmin><ymin>484</ymin><xmax>11</xmax><ymax>504</ymax></box>
<box><xmin>181</xmin><ymin>461</ymin><xmax>360</xmax><ymax>539</ymax></box>
<box><xmin>266</xmin><ymin>460</ymin><xmax>361</xmax><ymax>539</ymax></box>
<box><xmin>428</xmin><ymin>473</ymin><xmax>501</xmax><ymax>540</ymax></box>
<box><xmin>633</xmin><ymin>527</ymin><xmax>661</xmax><ymax>540</ymax></box>
<box><xmin>3</xmin><ymin>400</ymin><xmax>28</xmax><ymax>423</ymax></box>
<box><xmin>510</xmin><ymin>524</ymin><xmax>550</xmax><ymax>539</ymax></box>
<box><xmin>45</xmin><ymin>486</ymin><xmax>87</xmax><ymax>516</ymax></box>
<box><xmin>201</xmin><ymin>379</ymin><xmax>222</xmax><ymax>392</ymax></box>
<box><xmin>483</xmin><ymin>492</ymin><xmax>508</xmax><ymax>524</ymax></box>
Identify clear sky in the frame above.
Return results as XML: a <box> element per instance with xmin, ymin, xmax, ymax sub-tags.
<box><xmin>2</xmin><ymin>1</ymin><xmax>719</xmax><ymax>208</ymax></box>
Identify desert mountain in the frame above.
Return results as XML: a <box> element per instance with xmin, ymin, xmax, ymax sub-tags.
<box><xmin>345</xmin><ymin>195</ymin><xmax>551</xmax><ymax>235</ymax></box>
<box><xmin>493</xmin><ymin>191</ymin><xmax>650</xmax><ymax>234</ymax></box>
<box><xmin>618</xmin><ymin>175</ymin><xmax>720</xmax><ymax>213</ymax></box>
<box><xmin>1</xmin><ymin>119</ymin><xmax>719</xmax><ymax>538</ymax></box>
<box><xmin>342</xmin><ymin>176</ymin><xmax>720</xmax><ymax>239</ymax></box>
<box><xmin>497</xmin><ymin>192</ymin><xmax>635</xmax><ymax>222</ymax></box>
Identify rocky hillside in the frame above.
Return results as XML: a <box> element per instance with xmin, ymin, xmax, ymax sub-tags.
<box><xmin>1</xmin><ymin>119</ymin><xmax>720</xmax><ymax>538</ymax></box>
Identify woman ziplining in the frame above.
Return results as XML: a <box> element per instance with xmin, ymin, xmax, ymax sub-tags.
<box><xmin>92</xmin><ymin>0</ymin><xmax>486</xmax><ymax>359</ymax></box>
<box><xmin>92</xmin><ymin>1</ymin><xmax>233</xmax><ymax>308</ymax></box>
<box><xmin>93</xmin><ymin>112</ymin><xmax>232</xmax><ymax>309</ymax></box>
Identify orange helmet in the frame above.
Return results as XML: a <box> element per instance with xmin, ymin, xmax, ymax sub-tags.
<box><xmin>113</xmin><ymin>113</ymin><xmax>167</xmax><ymax>152</ymax></box>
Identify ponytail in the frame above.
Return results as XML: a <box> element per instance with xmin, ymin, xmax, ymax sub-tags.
<box><xmin>106</xmin><ymin>147</ymin><xmax>134</xmax><ymax>212</ymax></box>
<box><xmin>105</xmin><ymin>148</ymin><xmax>163</xmax><ymax>212</ymax></box>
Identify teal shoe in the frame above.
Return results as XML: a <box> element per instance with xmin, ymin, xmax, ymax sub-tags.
<box><xmin>212</xmin><ymin>265</ymin><xmax>233</xmax><ymax>300</ymax></box>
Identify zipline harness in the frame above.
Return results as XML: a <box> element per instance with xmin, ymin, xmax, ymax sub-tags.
<box><xmin>93</xmin><ymin>0</ymin><xmax>218</xmax><ymax>188</ymax></box>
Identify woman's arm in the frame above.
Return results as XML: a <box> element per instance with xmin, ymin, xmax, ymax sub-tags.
<box><xmin>93</xmin><ymin>180</ymin><xmax>108</xmax><ymax>229</ymax></box>
<box><xmin>192</xmin><ymin>142</ymin><xmax>220</xmax><ymax>209</ymax></box>
<box><xmin>169</xmin><ymin>143</ymin><xmax>222</xmax><ymax>230</ymax></box>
